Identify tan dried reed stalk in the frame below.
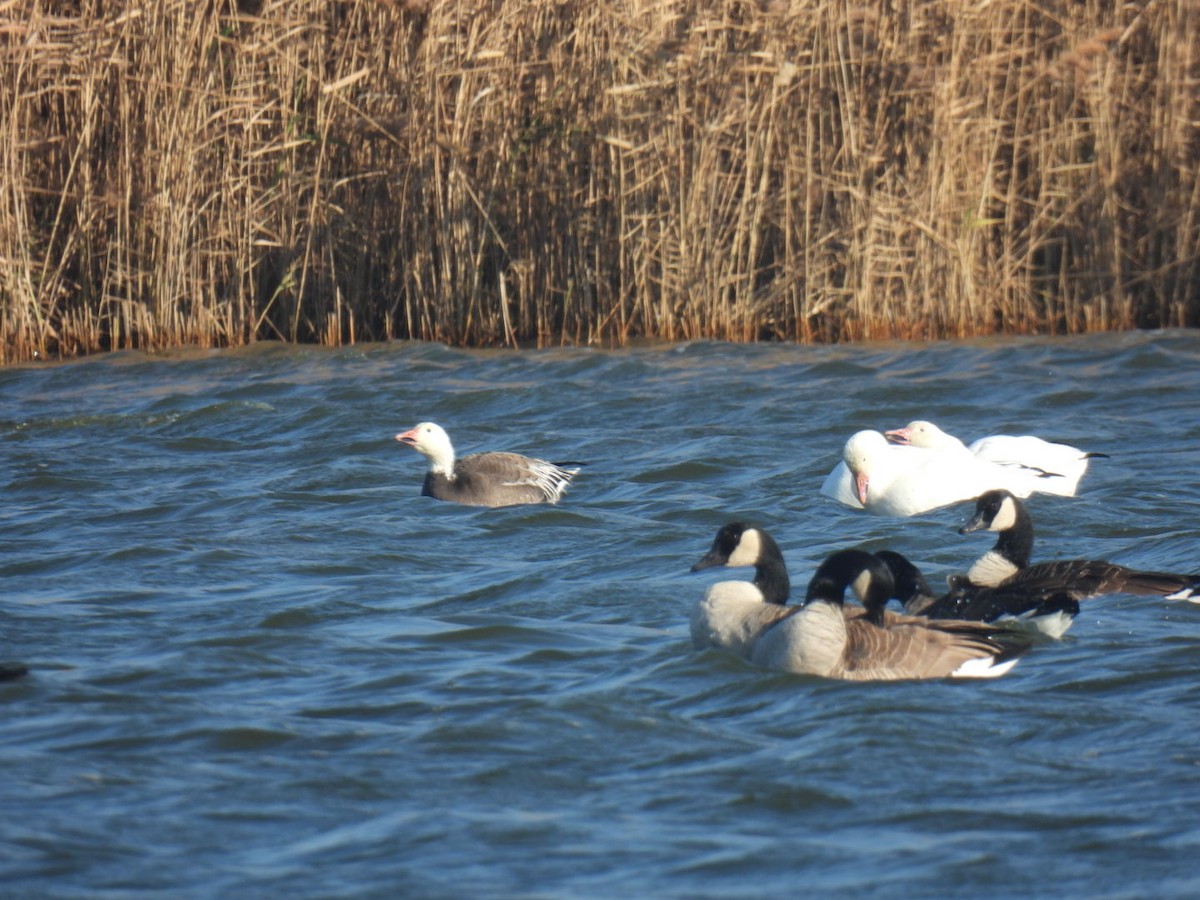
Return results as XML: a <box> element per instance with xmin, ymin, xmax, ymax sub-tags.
<box><xmin>0</xmin><ymin>0</ymin><xmax>1196</xmax><ymax>364</ymax></box>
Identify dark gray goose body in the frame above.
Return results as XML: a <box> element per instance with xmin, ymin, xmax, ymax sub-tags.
<box><xmin>396</xmin><ymin>422</ymin><xmax>579</xmax><ymax>508</ymax></box>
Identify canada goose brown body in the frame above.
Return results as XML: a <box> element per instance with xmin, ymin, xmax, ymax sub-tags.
<box><xmin>690</xmin><ymin>526</ymin><xmax>1029</xmax><ymax>681</ymax></box>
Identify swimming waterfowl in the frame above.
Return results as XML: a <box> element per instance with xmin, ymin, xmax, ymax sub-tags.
<box><xmin>820</xmin><ymin>430</ymin><xmax>1043</xmax><ymax>517</ymax></box>
<box><xmin>884</xmin><ymin>420</ymin><xmax>1105</xmax><ymax>497</ymax></box>
<box><xmin>881</xmin><ymin>490</ymin><xmax>1200</xmax><ymax>636</ymax></box>
<box><xmin>952</xmin><ymin>489</ymin><xmax>1200</xmax><ymax>602</ymax></box>
<box><xmin>753</xmin><ymin>549</ymin><xmax>1029</xmax><ymax>680</ymax></box>
<box><xmin>689</xmin><ymin>524</ymin><xmax>1030</xmax><ymax>680</ymax></box>
<box><xmin>689</xmin><ymin>523</ymin><xmax>793</xmax><ymax>657</ymax></box>
<box><xmin>875</xmin><ymin>548</ymin><xmax>1081</xmax><ymax>639</ymax></box>
<box><xmin>395</xmin><ymin>422</ymin><xmax>580</xmax><ymax>507</ymax></box>
<box><xmin>0</xmin><ymin>661</ymin><xmax>28</xmax><ymax>682</ymax></box>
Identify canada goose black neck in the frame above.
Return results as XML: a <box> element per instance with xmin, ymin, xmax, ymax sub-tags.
<box><xmin>691</xmin><ymin>522</ymin><xmax>791</xmax><ymax>605</ymax></box>
<box><xmin>804</xmin><ymin>548</ymin><xmax>895</xmax><ymax>626</ymax></box>
<box><xmin>874</xmin><ymin>549</ymin><xmax>935</xmax><ymax>612</ymax></box>
<box><xmin>960</xmin><ymin>489</ymin><xmax>1033</xmax><ymax>568</ymax></box>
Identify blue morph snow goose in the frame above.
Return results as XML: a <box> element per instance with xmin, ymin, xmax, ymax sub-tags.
<box><xmin>396</xmin><ymin>422</ymin><xmax>580</xmax><ymax>508</ymax></box>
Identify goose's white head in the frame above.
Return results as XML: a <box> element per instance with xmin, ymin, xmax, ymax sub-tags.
<box><xmin>396</xmin><ymin>421</ymin><xmax>456</xmax><ymax>475</ymax></box>
<box><xmin>884</xmin><ymin>420</ymin><xmax>964</xmax><ymax>451</ymax></box>
<box><xmin>842</xmin><ymin>430</ymin><xmax>892</xmax><ymax>506</ymax></box>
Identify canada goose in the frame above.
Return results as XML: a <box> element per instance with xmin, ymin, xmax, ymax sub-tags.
<box><xmin>884</xmin><ymin>420</ymin><xmax>1105</xmax><ymax>497</ymax></box>
<box><xmin>395</xmin><ymin>422</ymin><xmax>581</xmax><ymax>507</ymax></box>
<box><xmin>689</xmin><ymin>525</ymin><xmax>1030</xmax><ymax>680</ymax></box>
<box><xmin>689</xmin><ymin>522</ymin><xmax>792</xmax><ymax>657</ymax></box>
<box><xmin>820</xmin><ymin>430</ymin><xmax>1043</xmax><ymax>517</ymax></box>
<box><xmin>875</xmin><ymin>548</ymin><xmax>1081</xmax><ymax>639</ymax></box>
<box><xmin>752</xmin><ymin>549</ymin><xmax>1029</xmax><ymax>680</ymax></box>
<box><xmin>916</xmin><ymin>490</ymin><xmax>1200</xmax><ymax>630</ymax></box>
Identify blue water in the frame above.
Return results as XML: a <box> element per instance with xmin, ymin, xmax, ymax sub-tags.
<box><xmin>2</xmin><ymin>331</ymin><xmax>1200</xmax><ymax>898</ymax></box>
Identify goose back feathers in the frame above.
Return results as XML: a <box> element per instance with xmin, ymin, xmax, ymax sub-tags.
<box><xmin>396</xmin><ymin>422</ymin><xmax>580</xmax><ymax>507</ymax></box>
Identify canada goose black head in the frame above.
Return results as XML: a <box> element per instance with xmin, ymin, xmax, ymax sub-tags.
<box><xmin>691</xmin><ymin>522</ymin><xmax>790</xmax><ymax>605</ymax></box>
<box><xmin>874</xmin><ymin>549</ymin><xmax>935</xmax><ymax>612</ymax></box>
<box><xmin>960</xmin><ymin>489</ymin><xmax>1034</xmax><ymax>570</ymax></box>
<box><xmin>804</xmin><ymin>548</ymin><xmax>896</xmax><ymax>626</ymax></box>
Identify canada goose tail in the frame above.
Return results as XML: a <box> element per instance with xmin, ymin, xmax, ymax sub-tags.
<box><xmin>1120</xmin><ymin>570</ymin><xmax>1200</xmax><ymax>601</ymax></box>
<box><xmin>935</xmin><ymin>620</ymin><xmax>1033</xmax><ymax>678</ymax></box>
<box><xmin>1164</xmin><ymin>576</ymin><xmax>1200</xmax><ymax>603</ymax></box>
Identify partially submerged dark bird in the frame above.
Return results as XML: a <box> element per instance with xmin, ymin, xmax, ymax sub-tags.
<box><xmin>0</xmin><ymin>662</ymin><xmax>28</xmax><ymax>682</ymax></box>
<box><xmin>877</xmin><ymin>490</ymin><xmax>1199</xmax><ymax>637</ymax></box>
<box><xmin>689</xmin><ymin>524</ymin><xmax>1030</xmax><ymax>681</ymax></box>
<box><xmin>396</xmin><ymin>422</ymin><xmax>580</xmax><ymax>508</ymax></box>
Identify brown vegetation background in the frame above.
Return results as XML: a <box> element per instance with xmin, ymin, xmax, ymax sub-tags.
<box><xmin>2</xmin><ymin>0</ymin><xmax>1198</xmax><ymax>364</ymax></box>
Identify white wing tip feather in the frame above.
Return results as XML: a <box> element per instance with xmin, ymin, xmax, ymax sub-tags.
<box><xmin>951</xmin><ymin>655</ymin><xmax>1020</xmax><ymax>679</ymax></box>
<box><xmin>1165</xmin><ymin>587</ymin><xmax>1200</xmax><ymax>603</ymax></box>
<box><xmin>503</xmin><ymin>461</ymin><xmax>578</xmax><ymax>503</ymax></box>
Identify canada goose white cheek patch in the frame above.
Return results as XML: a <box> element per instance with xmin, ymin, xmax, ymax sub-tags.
<box><xmin>850</xmin><ymin>569</ymin><xmax>872</xmax><ymax>603</ymax></box>
<box><xmin>727</xmin><ymin>528</ymin><xmax>762</xmax><ymax>568</ymax></box>
<box><xmin>990</xmin><ymin>495</ymin><xmax>1019</xmax><ymax>532</ymax></box>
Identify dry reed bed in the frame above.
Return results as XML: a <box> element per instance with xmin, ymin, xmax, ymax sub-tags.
<box><xmin>1</xmin><ymin>0</ymin><xmax>1197</xmax><ymax>363</ymax></box>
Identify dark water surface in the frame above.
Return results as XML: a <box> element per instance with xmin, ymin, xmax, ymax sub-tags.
<box><xmin>3</xmin><ymin>332</ymin><xmax>1200</xmax><ymax>898</ymax></box>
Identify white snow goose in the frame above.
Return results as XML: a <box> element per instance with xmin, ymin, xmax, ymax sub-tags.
<box><xmin>820</xmin><ymin>430</ymin><xmax>1043</xmax><ymax>517</ymax></box>
<box><xmin>689</xmin><ymin>524</ymin><xmax>1030</xmax><ymax>680</ymax></box>
<box><xmin>395</xmin><ymin>422</ymin><xmax>581</xmax><ymax>508</ymax></box>
<box><xmin>884</xmin><ymin>420</ymin><xmax>1106</xmax><ymax>497</ymax></box>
